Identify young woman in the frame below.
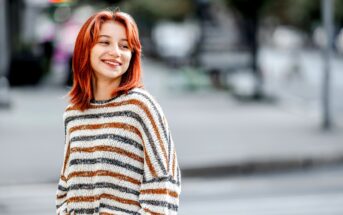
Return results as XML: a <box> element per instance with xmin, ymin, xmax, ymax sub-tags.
<box><xmin>56</xmin><ymin>10</ymin><xmax>181</xmax><ymax>215</ymax></box>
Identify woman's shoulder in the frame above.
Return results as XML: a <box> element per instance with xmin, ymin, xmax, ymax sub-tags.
<box><xmin>62</xmin><ymin>104</ymin><xmax>77</xmax><ymax>120</ymax></box>
<box><xmin>129</xmin><ymin>87</ymin><xmax>151</xmax><ymax>97</ymax></box>
<box><xmin>128</xmin><ymin>87</ymin><xmax>165</xmax><ymax>114</ymax></box>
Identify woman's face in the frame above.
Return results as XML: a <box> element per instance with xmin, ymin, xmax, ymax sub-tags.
<box><xmin>90</xmin><ymin>21</ymin><xmax>132</xmax><ymax>85</ymax></box>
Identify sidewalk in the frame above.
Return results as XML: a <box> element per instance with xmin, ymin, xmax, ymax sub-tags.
<box><xmin>0</xmin><ymin>58</ymin><xmax>343</xmax><ymax>184</ymax></box>
<box><xmin>142</xmin><ymin>58</ymin><xmax>343</xmax><ymax>177</ymax></box>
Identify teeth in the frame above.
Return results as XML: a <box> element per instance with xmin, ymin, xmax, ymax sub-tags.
<box><xmin>104</xmin><ymin>60</ymin><xmax>120</xmax><ymax>66</ymax></box>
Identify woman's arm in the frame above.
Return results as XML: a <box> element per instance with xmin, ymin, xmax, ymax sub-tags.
<box><xmin>56</xmin><ymin>112</ymin><xmax>71</xmax><ymax>215</ymax></box>
<box><xmin>136</xmin><ymin>94</ymin><xmax>181</xmax><ymax>214</ymax></box>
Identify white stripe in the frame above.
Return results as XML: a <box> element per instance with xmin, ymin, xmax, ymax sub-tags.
<box><xmin>68</xmin><ymin>150</ymin><xmax>144</xmax><ymax>169</ymax></box>
<box><xmin>67</xmin><ymin>163</ymin><xmax>142</xmax><ymax>180</ymax></box>
<box><xmin>66</xmin><ymin>185</ymin><xmax>139</xmax><ymax>200</ymax></box>
<box><xmin>69</xmin><ymin>125</ymin><xmax>142</xmax><ymax>145</ymax></box>
<box><xmin>67</xmin><ymin>176</ymin><xmax>140</xmax><ymax>190</ymax></box>
<box><xmin>141</xmin><ymin>181</ymin><xmax>180</xmax><ymax>191</ymax></box>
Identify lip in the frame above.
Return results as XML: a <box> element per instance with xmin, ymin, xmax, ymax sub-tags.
<box><xmin>101</xmin><ymin>59</ymin><xmax>122</xmax><ymax>67</ymax></box>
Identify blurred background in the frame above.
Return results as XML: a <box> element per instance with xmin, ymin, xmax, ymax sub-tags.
<box><xmin>1</xmin><ymin>0</ymin><xmax>343</xmax><ymax>214</ymax></box>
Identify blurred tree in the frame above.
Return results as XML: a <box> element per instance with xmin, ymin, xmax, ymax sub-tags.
<box><xmin>264</xmin><ymin>0</ymin><xmax>343</xmax><ymax>33</ymax></box>
<box><xmin>225</xmin><ymin>0</ymin><xmax>273</xmax><ymax>100</ymax></box>
<box><xmin>336</xmin><ymin>0</ymin><xmax>343</xmax><ymax>26</ymax></box>
<box><xmin>120</xmin><ymin>0</ymin><xmax>195</xmax><ymax>56</ymax></box>
<box><xmin>120</xmin><ymin>0</ymin><xmax>194</xmax><ymax>35</ymax></box>
<box><xmin>121</xmin><ymin>0</ymin><xmax>194</xmax><ymax>23</ymax></box>
<box><xmin>266</xmin><ymin>0</ymin><xmax>320</xmax><ymax>32</ymax></box>
<box><xmin>225</xmin><ymin>0</ymin><xmax>343</xmax><ymax>99</ymax></box>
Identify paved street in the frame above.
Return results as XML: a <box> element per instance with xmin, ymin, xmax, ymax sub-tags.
<box><xmin>1</xmin><ymin>165</ymin><xmax>343</xmax><ymax>214</ymax></box>
<box><xmin>179</xmin><ymin>165</ymin><xmax>343</xmax><ymax>215</ymax></box>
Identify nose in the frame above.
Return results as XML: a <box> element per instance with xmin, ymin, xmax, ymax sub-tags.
<box><xmin>108</xmin><ymin>44</ymin><xmax>120</xmax><ymax>57</ymax></box>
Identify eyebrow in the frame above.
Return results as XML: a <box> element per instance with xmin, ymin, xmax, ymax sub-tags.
<box><xmin>98</xmin><ymin>35</ymin><xmax>128</xmax><ymax>41</ymax></box>
<box><xmin>99</xmin><ymin>35</ymin><xmax>111</xmax><ymax>38</ymax></box>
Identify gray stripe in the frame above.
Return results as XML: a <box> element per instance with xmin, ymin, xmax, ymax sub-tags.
<box><xmin>143</xmin><ymin>176</ymin><xmax>180</xmax><ymax>186</ymax></box>
<box><xmin>140</xmin><ymin>200</ymin><xmax>178</xmax><ymax>211</ymax></box>
<box><xmin>65</xmin><ymin>110</ymin><xmax>134</xmax><ymax>127</ymax></box>
<box><xmin>57</xmin><ymin>185</ymin><xmax>68</xmax><ymax>192</ymax></box>
<box><xmin>73</xmin><ymin>207</ymin><xmax>98</xmax><ymax>214</ymax></box>
<box><xmin>56</xmin><ymin>200</ymin><xmax>67</xmax><ymax>210</ymax></box>
<box><xmin>72</xmin><ymin>203</ymin><xmax>140</xmax><ymax>214</ymax></box>
<box><xmin>69</xmin><ymin>158</ymin><xmax>144</xmax><ymax>175</ymax></box>
<box><xmin>69</xmin><ymin>182</ymin><xmax>139</xmax><ymax>195</ymax></box>
<box><xmin>71</xmin><ymin>133</ymin><xmax>143</xmax><ymax>151</ymax></box>
<box><xmin>142</xmin><ymin>173</ymin><xmax>147</xmax><ymax>182</ymax></box>
<box><xmin>100</xmin><ymin>203</ymin><xmax>139</xmax><ymax>215</ymax></box>
<box><xmin>66</xmin><ymin>110</ymin><xmax>167</xmax><ymax>175</ymax></box>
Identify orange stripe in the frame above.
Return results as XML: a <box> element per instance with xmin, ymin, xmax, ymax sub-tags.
<box><xmin>143</xmin><ymin>208</ymin><xmax>163</xmax><ymax>215</ymax></box>
<box><xmin>56</xmin><ymin>193</ymin><xmax>67</xmax><ymax>199</ymax></box>
<box><xmin>143</xmin><ymin>140</ymin><xmax>157</xmax><ymax>178</ymax></box>
<box><xmin>172</xmin><ymin>151</ymin><xmax>176</xmax><ymax>177</ymax></box>
<box><xmin>67</xmin><ymin>170</ymin><xmax>141</xmax><ymax>185</ymax></box>
<box><xmin>60</xmin><ymin>175</ymin><xmax>67</xmax><ymax>182</ymax></box>
<box><xmin>140</xmin><ymin>188</ymin><xmax>178</xmax><ymax>198</ymax></box>
<box><xmin>127</xmin><ymin>100</ymin><xmax>169</xmax><ymax>170</ymax></box>
<box><xmin>68</xmin><ymin>193</ymin><xmax>140</xmax><ymax>207</ymax></box>
<box><xmin>69</xmin><ymin>122</ymin><xmax>140</xmax><ymax>137</ymax></box>
<box><xmin>70</xmin><ymin>146</ymin><xmax>144</xmax><ymax>163</ymax></box>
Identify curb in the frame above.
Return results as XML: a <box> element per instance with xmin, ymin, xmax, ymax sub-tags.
<box><xmin>181</xmin><ymin>155</ymin><xmax>343</xmax><ymax>178</ymax></box>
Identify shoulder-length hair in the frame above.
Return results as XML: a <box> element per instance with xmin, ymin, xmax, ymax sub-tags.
<box><xmin>69</xmin><ymin>10</ymin><xmax>143</xmax><ymax>111</ymax></box>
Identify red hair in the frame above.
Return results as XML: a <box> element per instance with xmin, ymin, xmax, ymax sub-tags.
<box><xmin>69</xmin><ymin>10</ymin><xmax>143</xmax><ymax>111</ymax></box>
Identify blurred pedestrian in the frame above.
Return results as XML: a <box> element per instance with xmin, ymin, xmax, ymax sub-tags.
<box><xmin>56</xmin><ymin>9</ymin><xmax>181</xmax><ymax>215</ymax></box>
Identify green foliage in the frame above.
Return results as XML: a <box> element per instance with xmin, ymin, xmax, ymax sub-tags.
<box><xmin>225</xmin><ymin>0</ymin><xmax>273</xmax><ymax>19</ymax></box>
<box><xmin>335</xmin><ymin>0</ymin><xmax>343</xmax><ymax>25</ymax></box>
<box><xmin>226</xmin><ymin>0</ymin><xmax>343</xmax><ymax>32</ymax></box>
<box><xmin>273</xmin><ymin>0</ymin><xmax>320</xmax><ymax>31</ymax></box>
<box><xmin>120</xmin><ymin>0</ymin><xmax>195</xmax><ymax>23</ymax></box>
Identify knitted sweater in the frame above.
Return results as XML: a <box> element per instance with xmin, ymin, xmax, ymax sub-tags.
<box><xmin>56</xmin><ymin>87</ymin><xmax>181</xmax><ymax>215</ymax></box>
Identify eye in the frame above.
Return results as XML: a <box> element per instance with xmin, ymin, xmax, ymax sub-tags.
<box><xmin>119</xmin><ymin>44</ymin><xmax>130</xmax><ymax>50</ymax></box>
<box><xmin>98</xmin><ymin>41</ymin><xmax>110</xmax><ymax>45</ymax></box>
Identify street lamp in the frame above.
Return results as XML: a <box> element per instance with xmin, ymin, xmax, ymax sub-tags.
<box><xmin>321</xmin><ymin>0</ymin><xmax>333</xmax><ymax>130</ymax></box>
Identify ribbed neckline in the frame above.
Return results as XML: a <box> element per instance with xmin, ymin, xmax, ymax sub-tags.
<box><xmin>89</xmin><ymin>87</ymin><xmax>139</xmax><ymax>105</ymax></box>
<box><xmin>90</xmin><ymin>93</ymin><xmax>123</xmax><ymax>105</ymax></box>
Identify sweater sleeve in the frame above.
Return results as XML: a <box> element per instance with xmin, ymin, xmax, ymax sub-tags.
<box><xmin>137</xmin><ymin>96</ymin><xmax>181</xmax><ymax>215</ymax></box>
<box><xmin>56</xmin><ymin>112</ymin><xmax>70</xmax><ymax>215</ymax></box>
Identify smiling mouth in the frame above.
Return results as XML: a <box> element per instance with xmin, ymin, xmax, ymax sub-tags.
<box><xmin>102</xmin><ymin>60</ymin><xmax>121</xmax><ymax>67</ymax></box>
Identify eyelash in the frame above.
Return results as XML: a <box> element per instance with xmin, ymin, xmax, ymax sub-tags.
<box><xmin>98</xmin><ymin>41</ymin><xmax>129</xmax><ymax>49</ymax></box>
<box><xmin>99</xmin><ymin>41</ymin><xmax>110</xmax><ymax>45</ymax></box>
<box><xmin>120</xmin><ymin>44</ymin><xmax>129</xmax><ymax>49</ymax></box>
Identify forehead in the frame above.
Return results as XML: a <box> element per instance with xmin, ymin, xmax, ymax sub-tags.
<box><xmin>98</xmin><ymin>20</ymin><xmax>127</xmax><ymax>38</ymax></box>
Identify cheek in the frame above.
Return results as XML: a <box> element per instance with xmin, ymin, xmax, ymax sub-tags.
<box><xmin>90</xmin><ymin>54</ymin><xmax>95</xmax><ymax>68</ymax></box>
<box><xmin>90</xmin><ymin>49</ymin><xmax>96</xmax><ymax>67</ymax></box>
<box><xmin>90</xmin><ymin>48</ymin><xmax>101</xmax><ymax>68</ymax></box>
<box><xmin>124</xmin><ymin>52</ymin><xmax>132</xmax><ymax>65</ymax></box>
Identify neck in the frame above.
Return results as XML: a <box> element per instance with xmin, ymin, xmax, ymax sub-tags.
<box><xmin>92</xmin><ymin>78</ymin><xmax>121</xmax><ymax>101</ymax></box>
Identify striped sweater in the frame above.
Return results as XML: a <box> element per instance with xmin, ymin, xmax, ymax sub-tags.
<box><xmin>56</xmin><ymin>87</ymin><xmax>181</xmax><ymax>215</ymax></box>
